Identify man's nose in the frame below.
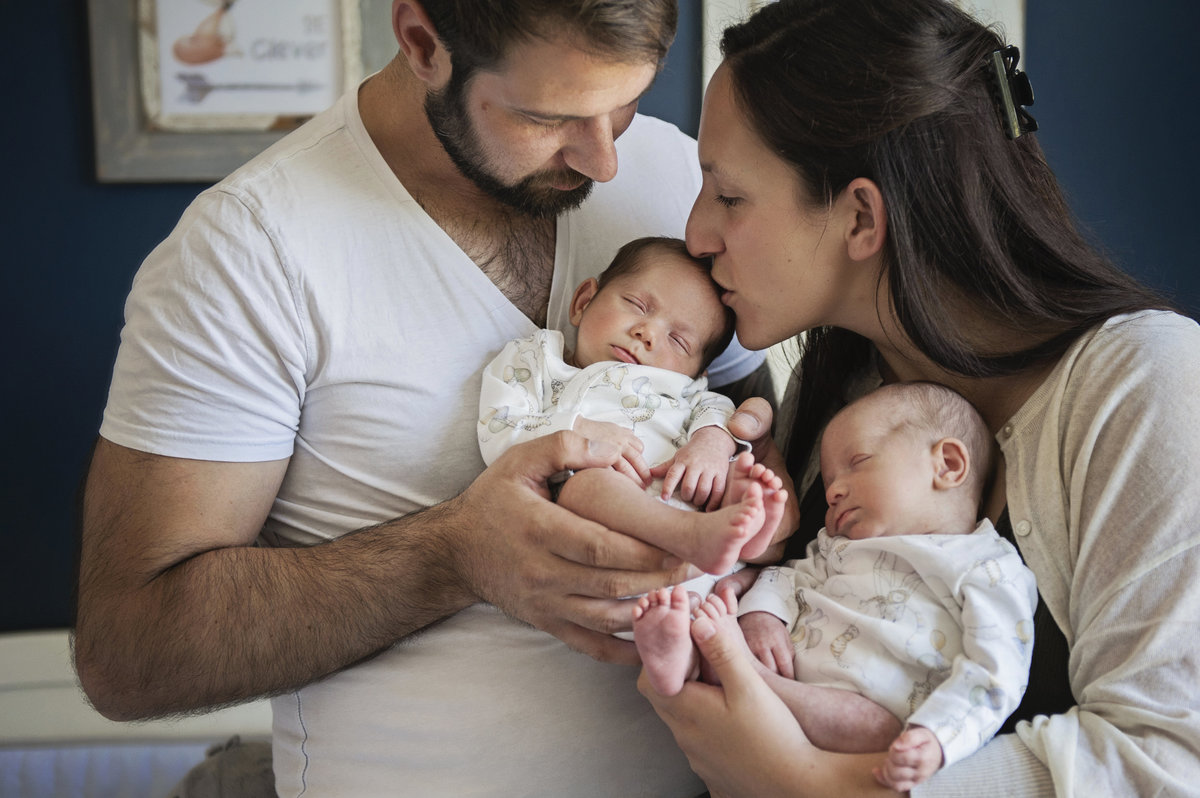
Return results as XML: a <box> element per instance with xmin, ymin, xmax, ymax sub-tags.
<box><xmin>563</xmin><ymin>116</ymin><xmax>618</xmax><ymax>183</ymax></box>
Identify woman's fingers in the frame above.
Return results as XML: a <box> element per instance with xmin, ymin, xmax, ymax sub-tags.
<box><xmin>689</xmin><ymin>613</ymin><xmax>763</xmax><ymax>703</ymax></box>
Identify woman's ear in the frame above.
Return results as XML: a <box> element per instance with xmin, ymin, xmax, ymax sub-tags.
<box><xmin>931</xmin><ymin>437</ymin><xmax>970</xmax><ymax>490</ymax></box>
<box><xmin>569</xmin><ymin>278</ymin><xmax>600</xmax><ymax>326</ymax></box>
<box><xmin>842</xmin><ymin>177</ymin><xmax>888</xmax><ymax>262</ymax></box>
<box><xmin>393</xmin><ymin>1</ymin><xmax>449</xmax><ymax>88</ymax></box>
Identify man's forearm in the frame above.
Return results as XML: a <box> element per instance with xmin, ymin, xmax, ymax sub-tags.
<box><xmin>75</xmin><ymin>501</ymin><xmax>472</xmax><ymax>721</ymax></box>
<box><xmin>77</xmin><ymin>431</ymin><xmax>677</xmax><ymax>721</ymax></box>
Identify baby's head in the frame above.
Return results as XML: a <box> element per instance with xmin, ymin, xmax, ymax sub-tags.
<box><xmin>568</xmin><ymin>237</ymin><xmax>735</xmax><ymax>378</ymax></box>
<box><xmin>819</xmin><ymin>382</ymin><xmax>993</xmax><ymax>540</ymax></box>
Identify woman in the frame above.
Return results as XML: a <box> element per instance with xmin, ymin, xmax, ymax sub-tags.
<box><xmin>642</xmin><ymin>0</ymin><xmax>1200</xmax><ymax>795</ymax></box>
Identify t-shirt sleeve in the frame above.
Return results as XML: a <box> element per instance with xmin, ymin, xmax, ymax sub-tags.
<box><xmin>100</xmin><ymin>188</ymin><xmax>308</xmax><ymax>462</ymax></box>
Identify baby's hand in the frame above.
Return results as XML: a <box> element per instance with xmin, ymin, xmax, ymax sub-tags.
<box><xmin>873</xmin><ymin>725</ymin><xmax>943</xmax><ymax>792</ymax></box>
<box><xmin>651</xmin><ymin>426</ymin><xmax>737</xmax><ymax>509</ymax></box>
<box><xmin>713</xmin><ymin>567</ymin><xmax>760</xmax><ymax>599</ymax></box>
<box><xmin>737</xmin><ymin>610</ymin><xmax>794</xmax><ymax>678</ymax></box>
<box><xmin>572</xmin><ymin>418</ymin><xmax>650</xmax><ymax>485</ymax></box>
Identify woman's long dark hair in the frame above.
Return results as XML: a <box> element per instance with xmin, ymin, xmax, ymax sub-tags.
<box><xmin>720</xmin><ymin>0</ymin><xmax>1174</xmax><ymax>480</ymax></box>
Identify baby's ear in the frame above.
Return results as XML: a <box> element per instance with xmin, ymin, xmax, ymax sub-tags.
<box><xmin>931</xmin><ymin>437</ymin><xmax>969</xmax><ymax>490</ymax></box>
<box><xmin>569</xmin><ymin>278</ymin><xmax>600</xmax><ymax>326</ymax></box>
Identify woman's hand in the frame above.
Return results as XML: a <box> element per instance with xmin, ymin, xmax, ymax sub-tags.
<box><xmin>640</xmin><ymin>606</ymin><xmax>816</xmax><ymax>797</ymax></box>
<box><xmin>641</xmin><ymin>597</ymin><xmax>900</xmax><ymax>798</ymax></box>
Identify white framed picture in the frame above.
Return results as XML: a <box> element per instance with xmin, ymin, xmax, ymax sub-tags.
<box><xmin>140</xmin><ymin>0</ymin><xmax>355</xmax><ymax>131</ymax></box>
<box><xmin>88</xmin><ymin>0</ymin><xmax>398</xmax><ymax>181</ymax></box>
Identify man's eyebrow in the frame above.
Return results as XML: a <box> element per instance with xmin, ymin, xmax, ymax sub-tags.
<box><xmin>514</xmin><ymin>94</ymin><xmax>645</xmax><ymax>124</ymax></box>
<box><xmin>518</xmin><ymin>109</ymin><xmax>581</xmax><ymax>123</ymax></box>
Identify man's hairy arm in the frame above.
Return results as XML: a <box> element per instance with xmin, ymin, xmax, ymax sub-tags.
<box><xmin>75</xmin><ymin>433</ymin><xmax>693</xmax><ymax>721</ymax></box>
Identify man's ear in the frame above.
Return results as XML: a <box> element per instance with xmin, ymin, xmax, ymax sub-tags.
<box><xmin>841</xmin><ymin>177</ymin><xmax>888</xmax><ymax>263</ymax></box>
<box><xmin>931</xmin><ymin>437</ymin><xmax>970</xmax><ymax>490</ymax></box>
<box><xmin>569</xmin><ymin>278</ymin><xmax>600</xmax><ymax>326</ymax></box>
<box><xmin>393</xmin><ymin>2</ymin><xmax>449</xmax><ymax>88</ymax></box>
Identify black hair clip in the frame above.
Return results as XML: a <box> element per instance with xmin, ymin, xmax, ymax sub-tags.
<box><xmin>989</xmin><ymin>45</ymin><xmax>1038</xmax><ymax>139</ymax></box>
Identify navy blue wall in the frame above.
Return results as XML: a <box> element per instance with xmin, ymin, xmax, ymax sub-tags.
<box><xmin>1028</xmin><ymin>1</ymin><xmax>1200</xmax><ymax>314</ymax></box>
<box><xmin>4</xmin><ymin>2</ymin><xmax>203</xmax><ymax>632</ymax></box>
<box><xmin>1</xmin><ymin>2</ymin><xmax>1194</xmax><ymax>632</ymax></box>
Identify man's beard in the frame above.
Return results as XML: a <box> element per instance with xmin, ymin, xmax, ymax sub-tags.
<box><xmin>424</xmin><ymin>81</ymin><xmax>595</xmax><ymax>219</ymax></box>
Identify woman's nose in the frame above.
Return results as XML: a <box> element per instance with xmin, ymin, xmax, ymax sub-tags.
<box><xmin>685</xmin><ymin>200</ymin><xmax>720</xmax><ymax>258</ymax></box>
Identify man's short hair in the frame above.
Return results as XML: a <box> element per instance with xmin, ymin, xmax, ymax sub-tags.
<box><xmin>421</xmin><ymin>1</ymin><xmax>678</xmax><ymax>88</ymax></box>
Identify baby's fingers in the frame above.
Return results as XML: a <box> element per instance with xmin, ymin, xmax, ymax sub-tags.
<box><xmin>702</xmin><ymin>471</ymin><xmax>727</xmax><ymax>511</ymax></box>
<box><xmin>658</xmin><ymin>460</ymin><xmax>686</xmax><ymax>500</ymax></box>
<box><xmin>873</xmin><ymin>765</ymin><xmax>919</xmax><ymax>794</ymax></box>
<box><xmin>772</xmin><ymin>642</ymin><xmax>794</xmax><ymax>679</ymax></box>
<box><xmin>610</xmin><ymin>458</ymin><xmax>642</xmax><ymax>485</ymax></box>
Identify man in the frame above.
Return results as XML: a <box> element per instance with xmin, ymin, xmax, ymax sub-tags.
<box><xmin>75</xmin><ymin>2</ymin><xmax>771</xmax><ymax>794</ymax></box>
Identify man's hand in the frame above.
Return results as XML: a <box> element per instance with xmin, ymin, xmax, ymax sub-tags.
<box><xmin>446</xmin><ymin>430</ymin><xmax>696</xmax><ymax>664</ymax></box>
<box><xmin>572</xmin><ymin>417</ymin><xmax>651</xmax><ymax>485</ymax></box>
<box><xmin>75</xmin><ymin>431</ymin><xmax>693</xmax><ymax>721</ymax></box>
<box><xmin>650</xmin><ymin>426</ymin><xmax>738</xmax><ymax>510</ymax></box>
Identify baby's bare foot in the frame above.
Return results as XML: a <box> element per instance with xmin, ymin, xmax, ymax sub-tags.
<box><xmin>724</xmin><ymin>452</ymin><xmax>758</xmax><ymax>503</ymax></box>
<box><xmin>633</xmin><ymin>585</ymin><xmax>698</xmax><ymax>696</ymax></box>
<box><xmin>736</xmin><ymin>459</ymin><xmax>787</xmax><ymax>561</ymax></box>
<box><xmin>692</xmin><ymin>588</ymin><xmax>755</xmax><ymax>685</ymax></box>
<box><xmin>690</xmin><ymin>482</ymin><xmax>764</xmax><ymax>574</ymax></box>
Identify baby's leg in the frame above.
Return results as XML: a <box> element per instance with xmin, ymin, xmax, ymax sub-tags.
<box><xmin>557</xmin><ymin>467</ymin><xmax>764</xmax><ymax>574</ymax></box>
<box><xmin>723</xmin><ymin>452</ymin><xmax>787</xmax><ymax>561</ymax></box>
<box><xmin>633</xmin><ymin>585</ymin><xmax>698</xmax><ymax>696</ymax></box>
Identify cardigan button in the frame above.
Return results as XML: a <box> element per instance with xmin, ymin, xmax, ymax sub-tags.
<box><xmin>1015</xmin><ymin>520</ymin><xmax>1032</xmax><ymax>537</ymax></box>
